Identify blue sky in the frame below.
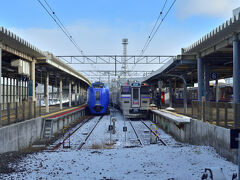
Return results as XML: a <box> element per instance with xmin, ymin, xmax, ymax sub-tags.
<box><xmin>0</xmin><ymin>0</ymin><xmax>240</xmax><ymax>81</ymax></box>
<box><xmin>1</xmin><ymin>0</ymin><xmax>238</xmax><ymax>54</ymax></box>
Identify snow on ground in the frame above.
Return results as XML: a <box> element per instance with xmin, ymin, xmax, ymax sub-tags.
<box><xmin>0</xmin><ymin>109</ymin><xmax>238</xmax><ymax>179</ymax></box>
<box><xmin>2</xmin><ymin>145</ymin><xmax>237</xmax><ymax>180</ymax></box>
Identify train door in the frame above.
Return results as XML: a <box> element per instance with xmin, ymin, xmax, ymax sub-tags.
<box><xmin>131</xmin><ymin>87</ymin><xmax>140</xmax><ymax>108</ymax></box>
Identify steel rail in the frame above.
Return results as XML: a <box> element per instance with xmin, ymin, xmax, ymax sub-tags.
<box><xmin>140</xmin><ymin>120</ymin><xmax>167</xmax><ymax>146</ymax></box>
<box><xmin>78</xmin><ymin>115</ymin><xmax>104</xmax><ymax>149</ymax></box>
<box><xmin>52</xmin><ymin>116</ymin><xmax>94</xmax><ymax>150</ymax></box>
<box><xmin>129</xmin><ymin>121</ymin><xmax>144</xmax><ymax>146</ymax></box>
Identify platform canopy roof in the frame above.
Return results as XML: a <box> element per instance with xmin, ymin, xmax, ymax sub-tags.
<box><xmin>144</xmin><ymin>12</ymin><xmax>240</xmax><ymax>86</ymax></box>
<box><xmin>0</xmin><ymin>27</ymin><xmax>90</xmax><ymax>86</ymax></box>
<box><xmin>182</xmin><ymin>12</ymin><xmax>240</xmax><ymax>56</ymax></box>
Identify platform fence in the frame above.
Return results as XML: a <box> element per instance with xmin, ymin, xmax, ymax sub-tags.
<box><xmin>163</xmin><ymin>100</ymin><xmax>240</xmax><ymax>129</ymax></box>
<box><xmin>191</xmin><ymin>100</ymin><xmax>240</xmax><ymax>129</ymax></box>
<box><xmin>0</xmin><ymin>96</ymin><xmax>86</xmax><ymax>127</ymax></box>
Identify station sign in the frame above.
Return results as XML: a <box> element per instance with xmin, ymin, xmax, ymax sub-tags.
<box><xmin>210</xmin><ymin>72</ymin><xmax>218</xmax><ymax>80</ymax></box>
<box><xmin>123</xmin><ymin>126</ymin><xmax>127</xmax><ymax>132</ymax></box>
<box><xmin>230</xmin><ymin>129</ymin><xmax>240</xmax><ymax>149</ymax></box>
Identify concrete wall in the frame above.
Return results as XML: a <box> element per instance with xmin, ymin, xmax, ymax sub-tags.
<box><xmin>0</xmin><ymin>117</ymin><xmax>42</xmax><ymax>154</ymax></box>
<box><xmin>51</xmin><ymin>109</ymin><xmax>85</xmax><ymax>135</ymax></box>
<box><xmin>152</xmin><ymin>112</ymin><xmax>238</xmax><ymax>164</ymax></box>
<box><xmin>189</xmin><ymin>118</ymin><xmax>237</xmax><ymax>163</ymax></box>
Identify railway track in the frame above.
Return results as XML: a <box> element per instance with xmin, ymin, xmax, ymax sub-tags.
<box><xmin>129</xmin><ymin>121</ymin><xmax>144</xmax><ymax>146</ymax></box>
<box><xmin>140</xmin><ymin>120</ymin><xmax>167</xmax><ymax>146</ymax></box>
<box><xmin>129</xmin><ymin>120</ymin><xmax>167</xmax><ymax>146</ymax></box>
<box><xmin>52</xmin><ymin>116</ymin><xmax>94</xmax><ymax>150</ymax></box>
<box><xmin>78</xmin><ymin>115</ymin><xmax>104</xmax><ymax>149</ymax></box>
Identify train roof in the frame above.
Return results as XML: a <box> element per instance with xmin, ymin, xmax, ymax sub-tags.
<box><xmin>91</xmin><ymin>82</ymin><xmax>108</xmax><ymax>88</ymax></box>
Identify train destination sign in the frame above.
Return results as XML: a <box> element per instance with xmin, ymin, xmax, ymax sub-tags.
<box><xmin>132</xmin><ymin>82</ymin><xmax>140</xmax><ymax>87</ymax></box>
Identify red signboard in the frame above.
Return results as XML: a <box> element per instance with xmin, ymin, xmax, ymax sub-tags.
<box><xmin>161</xmin><ymin>92</ymin><xmax>165</xmax><ymax>104</ymax></box>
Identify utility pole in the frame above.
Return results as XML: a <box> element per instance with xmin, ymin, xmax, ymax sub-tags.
<box><xmin>122</xmin><ymin>39</ymin><xmax>128</xmax><ymax>80</ymax></box>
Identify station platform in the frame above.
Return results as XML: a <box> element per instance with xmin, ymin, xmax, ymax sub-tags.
<box><xmin>1</xmin><ymin>103</ymin><xmax>86</xmax><ymax>126</ymax></box>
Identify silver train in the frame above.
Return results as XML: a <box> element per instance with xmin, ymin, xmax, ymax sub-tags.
<box><xmin>111</xmin><ymin>81</ymin><xmax>150</xmax><ymax>119</ymax></box>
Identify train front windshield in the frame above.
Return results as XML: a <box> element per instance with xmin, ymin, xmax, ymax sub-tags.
<box><xmin>96</xmin><ymin>91</ymin><xmax>100</xmax><ymax>104</ymax></box>
<box><xmin>121</xmin><ymin>86</ymin><xmax>131</xmax><ymax>94</ymax></box>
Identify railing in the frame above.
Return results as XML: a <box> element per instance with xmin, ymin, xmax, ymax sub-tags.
<box><xmin>163</xmin><ymin>100</ymin><xmax>240</xmax><ymax>129</ymax></box>
<box><xmin>191</xmin><ymin>100</ymin><xmax>238</xmax><ymax>128</ymax></box>
<box><xmin>0</xmin><ymin>97</ymin><xmax>86</xmax><ymax>127</ymax></box>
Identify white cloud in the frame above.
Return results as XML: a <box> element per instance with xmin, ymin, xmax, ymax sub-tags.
<box><xmin>8</xmin><ymin>21</ymin><xmax>196</xmax><ymax>83</ymax></box>
<box><xmin>176</xmin><ymin>0</ymin><xmax>240</xmax><ymax>19</ymax></box>
<box><xmin>9</xmin><ymin>21</ymin><xmax>184</xmax><ymax>60</ymax></box>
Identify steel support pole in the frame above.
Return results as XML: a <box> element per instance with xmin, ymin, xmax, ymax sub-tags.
<box><xmin>78</xmin><ymin>84</ymin><xmax>81</xmax><ymax>104</ymax></box>
<box><xmin>59</xmin><ymin>78</ymin><xmax>63</xmax><ymax>110</ymax></box>
<box><xmin>55</xmin><ymin>76</ymin><xmax>57</xmax><ymax>106</ymax></box>
<box><xmin>163</xmin><ymin>75</ymin><xmax>187</xmax><ymax>114</ymax></box>
<box><xmin>44</xmin><ymin>73</ymin><xmax>49</xmax><ymax>113</ymax></box>
<box><xmin>169</xmin><ymin>81</ymin><xmax>173</xmax><ymax>108</ymax></box>
<box><xmin>52</xmin><ymin>85</ymin><xmax>54</xmax><ymax>105</ymax></box>
<box><xmin>30</xmin><ymin>60</ymin><xmax>36</xmax><ymax>117</ymax></box>
<box><xmin>74</xmin><ymin>84</ymin><xmax>77</xmax><ymax>106</ymax></box>
<box><xmin>216</xmin><ymin>78</ymin><xmax>219</xmax><ymax>103</ymax></box>
<box><xmin>183</xmin><ymin>78</ymin><xmax>187</xmax><ymax>115</ymax></box>
<box><xmin>13</xmin><ymin>79</ymin><xmax>15</xmax><ymax>103</ymax></box>
<box><xmin>197</xmin><ymin>55</ymin><xmax>204</xmax><ymax>101</ymax></box>
<box><xmin>204</xmin><ymin>62</ymin><xmax>210</xmax><ymax>101</ymax></box>
<box><xmin>2</xmin><ymin>77</ymin><xmax>4</xmax><ymax>110</ymax></box>
<box><xmin>69</xmin><ymin>81</ymin><xmax>72</xmax><ymax>107</ymax></box>
<box><xmin>10</xmin><ymin>78</ymin><xmax>12</xmax><ymax>107</ymax></box>
<box><xmin>6</xmin><ymin>77</ymin><xmax>8</xmax><ymax>105</ymax></box>
<box><xmin>0</xmin><ymin>48</ymin><xmax>2</xmax><ymax>127</ymax></box>
<box><xmin>78</xmin><ymin>83</ymin><xmax>80</xmax><ymax>105</ymax></box>
<box><xmin>233</xmin><ymin>34</ymin><xmax>240</xmax><ymax>128</ymax></box>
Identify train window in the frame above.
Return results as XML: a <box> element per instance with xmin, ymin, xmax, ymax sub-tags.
<box><xmin>93</xmin><ymin>82</ymin><xmax>104</xmax><ymax>88</ymax></box>
<box><xmin>96</xmin><ymin>91</ymin><xmax>100</xmax><ymax>101</ymax></box>
<box><xmin>141</xmin><ymin>86</ymin><xmax>149</xmax><ymax>94</ymax></box>
<box><xmin>133</xmin><ymin>88</ymin><xmax>139</xmax><ymax>99</ymax></box>
<box><xmin>121</xmin><ymin>86</ymin><xmax>131</xmax><ymax>94</ymax></box>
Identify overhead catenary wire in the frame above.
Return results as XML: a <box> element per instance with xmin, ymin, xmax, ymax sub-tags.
<box><xmin>36</xmin><ymin>0</ymin><xmax>100</xmax><ymax>82</ymax></box>
<box><xmin>141</xmin><ymin>0</ymin><xmax>168</xmax><ymax>54</ymax></box>
<box><xmin>142</xmin><ymin>0</ymin><xmax>176</xmax><ymax>55</ymax></box>
<box><xmin>129</xmin><ymin>0</ymin><xmax>176</xmax><ymax>75</ymax></box>
<box><xmin>36</xmin><ymin>0</ymin><xmax>84</xmax><ymax>55</ymax></box>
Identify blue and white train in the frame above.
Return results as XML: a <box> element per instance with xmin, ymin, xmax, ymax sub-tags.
<box><xmin>111</xmin><ymin>81</ymin><xmax>150</xmax><ymax>119</ymax></box>
<box><xmin>87</xmin><ymin>82</ymin><xmax>109</xmax><ymax>114</ymax></box>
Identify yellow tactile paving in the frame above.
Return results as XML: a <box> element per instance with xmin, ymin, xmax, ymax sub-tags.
<box><xmin>41</xmin><ymin>107</ymin><xmax>78</xmax><ymax>118</ymax></box>
<box><xmin>160</xmin><ymin>109</ymin><xmax>184</xmax><ymax>118</ymax></box>
<box><xmin>41</xmin><ymin>104</ymin><xmax>87</xmax><ymax>118</ymax></box>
